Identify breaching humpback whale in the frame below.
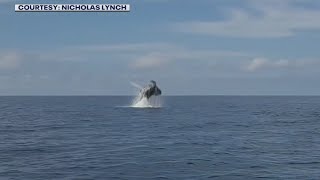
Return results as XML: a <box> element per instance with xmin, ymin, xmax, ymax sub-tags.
<box><xmin>140</xmin><ymin>80</ymin><xmax>162</xmax><ymax>99</ymax></box>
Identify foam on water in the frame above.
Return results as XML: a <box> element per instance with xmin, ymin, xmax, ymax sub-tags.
<box><xmin>131</xmin><ymin>93</ymin><xmax>162</xmax><ymax>108</ymax></box>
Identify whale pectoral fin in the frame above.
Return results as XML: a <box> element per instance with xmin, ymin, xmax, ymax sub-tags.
<box><xmin>144</xmin><ymin>89</ymin><xmax>150</xmax><ymax>99</ymax></box>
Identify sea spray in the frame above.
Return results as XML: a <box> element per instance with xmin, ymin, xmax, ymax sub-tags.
<box><xmin>131</xmin><ymin>92</ymin><xmax>162</xmax><ymax>108</ymax></box>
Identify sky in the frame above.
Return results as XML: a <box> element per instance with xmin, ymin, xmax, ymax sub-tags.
<box><xmin>1</xmin><ymin>0</ymin><xmax>320</xmax><ymax>95</ymax></box>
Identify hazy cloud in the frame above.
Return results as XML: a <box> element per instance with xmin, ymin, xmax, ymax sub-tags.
<box><xmin>0</xmin><ymin>51</ymin><xmax>21</xmax><ymax>69</ymax></box>
<box><xmin>72</xmin><ymin>43</ymin><xmax>250</xmax><ymax>70</ymax></box>
<box><xmin>172</xmin><ymin>0</ymin><xmax>320</xmax><ymax>38</ymax></box>
<box><xmin>74</xmin><ymin>43</ymin><xmax>180</xmax><ymax>53</ymax></box>
<box><xmin>130</xmin><ymin>48</ymin><xmax>250</xmax><ymax>70</ymax></box>
<box><xmin>132</xmin><ymin>52</ymin><xmax>171</xmax><ymax>69</ymax></box>
<box><xmin>246</xmin><ymin>57</ymin><xmax>319</xmax><ymax>72</ymax></box>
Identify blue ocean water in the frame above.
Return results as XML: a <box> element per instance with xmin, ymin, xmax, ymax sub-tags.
<box><xmin>0</xmin><ymin>96</ymin><xmax>320</xmax><ymax>179</ymax></box>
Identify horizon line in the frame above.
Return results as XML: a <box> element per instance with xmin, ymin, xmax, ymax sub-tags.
<box><xmin>0</xmin><ymin>95</ymin><xmax>320</xmax><ymax>97</ymax></box>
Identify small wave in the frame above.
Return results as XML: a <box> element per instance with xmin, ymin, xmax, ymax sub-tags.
<box><xmin>287</xmin><ymin>161</ymin><xmax>320</xmax><ymax>165</ymax></box>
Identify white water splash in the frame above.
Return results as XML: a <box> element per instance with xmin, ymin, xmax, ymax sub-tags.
<box><xmin>131</xmin><ymin>96</ymin><xmax>162</xmax><ymax>108</ymax></box>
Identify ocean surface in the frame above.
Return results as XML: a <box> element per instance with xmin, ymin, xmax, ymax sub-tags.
<box><xmin>1</xmin><ymin>96</ymin><xmax>320</xmax><ymax>179</ymax></box>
